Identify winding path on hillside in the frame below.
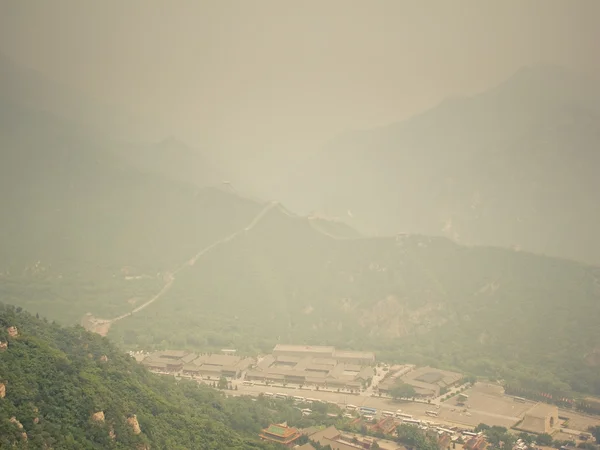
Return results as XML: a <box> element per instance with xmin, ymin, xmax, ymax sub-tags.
<box><xmin>83</xmin><ymin>200</ymin><xmax>361</xmax><ymax>336</ymax></box>
<box><xmin>83</xmin><ymin>201</ymin><xmax>280</xmax><ymax>335</ymax></box>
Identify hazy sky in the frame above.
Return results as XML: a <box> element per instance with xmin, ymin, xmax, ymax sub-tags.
<box><xmin>1</xmin><ymin>0</ymin><xmax>599</xmax><ymax>161</ymax></box>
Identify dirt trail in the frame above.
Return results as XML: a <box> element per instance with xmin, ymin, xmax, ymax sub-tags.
<box><xmin>83</xmin><ymin>201</ymin><xmax>279</xmax><ymax>335</ymax></box>
<box><xmin>84</xmin><ymin>201</ymin><xmax>355</xmax><ymax>335</ymax></box>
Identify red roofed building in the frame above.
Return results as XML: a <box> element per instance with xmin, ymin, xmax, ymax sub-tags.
<box><xmin>368</xmin><ymin>416</ymin><xmax>397</xmax><ymax>435</ymax></box>
<box><xmin>465</xmin><ymin>435</ymin><xmax>488</xmax><ymax>450</ymax></box>
<box><xmin>259</xmin><ymin>422</ymin><xmax>302</xmax><ymax>447</ymax></box>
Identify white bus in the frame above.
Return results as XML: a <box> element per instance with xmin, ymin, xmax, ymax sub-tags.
<box><xmin>242</xmin><ymin>381</ymin><xmax>254</xmax><ymax>386</ymax></box>
<box><xmin>403</xmin><ymin>419</ymin><xmax>421</xmax><ymax>426</ymax></box>
<box><xmin>382</xmin><ymin>411</ymin><xmax>395</xmax><ymax>417</ymax></box>
<box><xmin>263</xmin><ymin>392</ymin><xmax>274</xmax><ymax>398</ymax></box>
<box><xmin>396</xmin><ymin>412</ymin><xmax>413</xmax><ymax>420</ymax></box>
<box><xmin>514</xmin><ymin>396</ymin><xmax>526</xmax><ymax>403</ymax></box>
<box><xmin>293</xmin><ymin>396</ymin><xmax>305</xmax><ymax>403</ymax></box>
<box><xmin>463</xmin><ymin>431</ymin><xmax>478</xmax><ymax>437</ymax></box>
<box><xmin>275</xmin><ymin>393</ymin><xmax>287</xmax><ymax>400</ymax></box>
<box><xmin>426</xmin><ymin>410</ymin><xmax>439</xmax><ymax>417</ymax></box>
<box><xmin>346</xmin><ymin>404</ymin><xmax>358</xmax><ymax>411</ymax></box>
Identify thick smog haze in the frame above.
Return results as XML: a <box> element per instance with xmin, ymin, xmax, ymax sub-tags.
<box><xmin>2</xmin><ymin>0</ymin><xmax>599</xmax><ymax>166</ymax></box>
<box><xmin>3</xmin><ymin>4</ymin><xmax>600</xmax><ymax>447</ymax></box>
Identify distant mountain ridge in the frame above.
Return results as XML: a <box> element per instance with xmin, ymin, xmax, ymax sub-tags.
<box><xmin>0</xmin><ymin>96</ymin><xmax>265</xmax><ymax>325</ymax></box>
<box><xmin>279</xmin><ymin>65</ymin><xmax>600</xmax><ymax>265</ymax></box>
<box><xmin>0</xmin><ymin>96</ymin><xmax>259</xmax><ymax>272</ymax></box>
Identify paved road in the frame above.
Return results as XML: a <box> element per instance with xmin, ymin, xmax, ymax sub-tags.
<box><xmin>221</xmin><ymin>382</ymin><xmax>527</xmax><ymax>430</ymax></box>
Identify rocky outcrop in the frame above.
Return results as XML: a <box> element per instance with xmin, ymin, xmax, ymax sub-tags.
<box><xmin>7</xmin><ymin>326</ymin><xmax>18</xmax><ymax>337</ymax></box>
<box><xmin>0</xmin><ymin>382</ymin><xmax>6</xmax><ymax>398</ymax></box>
<box><xmin>91</xmin><ymin>411</ymin><xmax>105</xmax><ymax>422</ymax></box>
<box><xmin>100</xmin><ymin>355</ymin><xmax>109</xmax><ymax>362</ymax></box>
<box><xmin>0</xmin><ymin>341</ymin><xmax>7</xmax><ymax>351</ymax></box>
<box><xmin>10</xmin><ymin>417</ymin><xmax>24</xmax><ymax>429</ymax></box>
<box><xmin>10</xmin><ymin>416</ymin><xmax>28</xmax><ymax>439</ymax></box>
<box><xmin>127</xmin><ymin>415</ymin><xmax>141</xmax><ymax>435</ymax></box>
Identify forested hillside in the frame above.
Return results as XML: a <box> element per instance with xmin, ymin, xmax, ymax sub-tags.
<box><xmin>0</xmin><ymin>303</ymin><xmax>338</xmax><ymax>449</ymax></box>
<box><xmin>109</xmin><ymin>206</ymin><xmax>600</xmax><ymax>397</ymax></box>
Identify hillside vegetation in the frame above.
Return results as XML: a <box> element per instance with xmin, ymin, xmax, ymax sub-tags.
<box><xmin>109</xmin><ymin>206</ymin><xmax>600</xmax><ymax>397</ymax></box>
<box><xmin>0</xmin><ymin>303</ymin><xmax>342</xmax><ymax>449</ymax></box>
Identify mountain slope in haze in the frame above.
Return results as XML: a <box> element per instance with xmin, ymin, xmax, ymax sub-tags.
<box><xmin>0</xmin><ymin>52</ymin><xmax>160</xmax><ymax>140</ymax></box>
<box><xmin>1</xmin><ymin>53</ymin><xmax>225</xmax><ymax>190</ymax></box>
<box><xmin>109</xmin><ymin>205</ymin><xmax>600</xmax><ymax>396</ymax></box>
<box><xmin>0</xmin><ymin>102</ymin><xmax>262</xmax><ymax>273</ymax></box>
<box><xmin>117</xmin><ymin>136</ymin><xmax>224</xmax><ymax>189</ymax></box>
<box><xmin>0</xmin><ymin>99</ymin><xmax>264</xmax><ymax>324</ymax></box>
<box><xmin>0</xmin><ymin>303</ymin><xmax>302</xmax><ymax>449</ymax></box>
<box><xmin>280</xmin><ymin>65</ymin><xmax>600</xmax><ymax>265</ymax></box>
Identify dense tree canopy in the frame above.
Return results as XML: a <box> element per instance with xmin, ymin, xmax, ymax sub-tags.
<box><xmin>1</xmin><ymin>302</ymin><xmax>338</xmax><ymax>449</ymax></box>
<box><xmin>389</xmin><ymin>382</ymin><xmax>416</xmax><ymax>400</ymax></box>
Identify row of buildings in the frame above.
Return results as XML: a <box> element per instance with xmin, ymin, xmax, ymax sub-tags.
<box><xmin>247</xmin><ymin>345</ymin><xmax>376</xmax><ymax>391</ymax></box>
<box><xmin>378</xmin><ymin>365</ymin><xmax>463</xmax><ymax>398</ymax></box>
<box><xmin>260</xmin><ymin>424</ymin><xmax>396</xmax><ymax>449</ymax></box>
<box><xmin>259</xmin><ymin>423</ymin><xmax>482</xmax><ymax>450</ymax></box>
<box><xmin>272</xmin><ymin>345</ymin><xmax>375</xmax><ymax>365</ymax></box>
<box><xmin>139</xmin><ymin>344</ymin><xmax>377</xmax><ymax>390</ymax></box>
<box><xmin>139</xmin><ymin>345</ymin><xmax>377</xmax><ymax>386</ymax></box>
<box><xmin>141</xmin><ymin>350</ymin><xmax>253</xmax><ymax>379</ymax></box>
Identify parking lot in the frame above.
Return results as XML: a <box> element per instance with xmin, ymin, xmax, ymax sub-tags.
<box><xmin>437</xmin><ymin>383</ymin><xmax>534</xmax><ymax>428</ymax></box>
<box><xmin>226</xmin><ymin>381</ymin><xmax>509</xmax><ymax>429</ymax></box>
<box><xmin>559</xmin><ymin>410</ymin><xmax>600</xmax><ymax>433</ymax></box>
<box><xmin>223</xmin><ymin>380</ymin><xmax>600</xmax><ymax>432</ymax></box>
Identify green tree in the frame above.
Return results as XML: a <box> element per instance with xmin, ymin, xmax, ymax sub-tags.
<box><xmin>517</xmin><ymin>432</ymin><xmax>533</xmax><ymax>445</ymax></box>
<box><xmin>396</xmin><ymin>424</ymin><xmax>438</xmax><ymax>450</ymax></box>
<box><xmin>475</xmin><ymin>423</ymin><xmax>490</xmax><ymax>432</ymax></box>
<box><xmin>218</xmin><ymin>376</ymin><xmax>228</xmax><ymax>390</ymax></box>
<box><xmin>537</xmin><ymin>433</ymin><xmax>553</xmax><ymax>446</ymax></box>
<box><xmin>390</xmin><ymin>382</ymin><xmax>416</xmax><ymax>400</ymax></box>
